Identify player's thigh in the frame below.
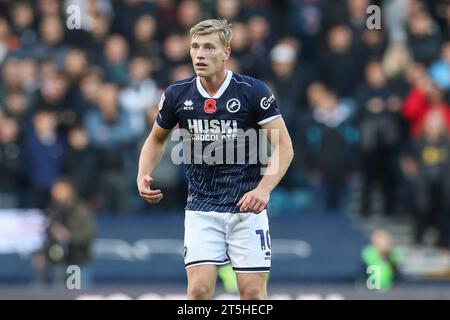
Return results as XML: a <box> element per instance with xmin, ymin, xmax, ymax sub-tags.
<box><xmin>236</xmin><ymin>272</ymin><xmax>269</xmax><ymax>292</ymax></box>
<box><xmin>186</xmin><ymin>264</ymin><xmax>219</xmax><ymax>290</ymax></box>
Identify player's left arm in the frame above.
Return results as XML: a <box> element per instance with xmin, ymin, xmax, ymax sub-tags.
<box><xmin>237</xmin><ymin>116</ymin><xmax>294</xmax><ymax>213</ymax></box>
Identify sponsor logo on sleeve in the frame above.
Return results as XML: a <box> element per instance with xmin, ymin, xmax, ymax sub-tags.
<box><xmin>260</xmin><ymin>95</ymin><xmax>275</xmax><ymax>110</ymax></box>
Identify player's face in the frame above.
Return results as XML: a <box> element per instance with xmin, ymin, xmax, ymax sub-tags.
<box><xmin>190</xmin><ymin>33</ymin><xmax>230</xmax><ymax>77</ymax></box>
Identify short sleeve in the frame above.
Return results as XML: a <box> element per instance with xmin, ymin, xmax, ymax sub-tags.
<box><xmin>252</xmin><ymin>80</ymin><xmax>281</xmax><ymax>126</ymax></box>
<box><xmin>156</xmin><ymin>88</ymin><xmax>178</xmax><ymax>129</ymax></box>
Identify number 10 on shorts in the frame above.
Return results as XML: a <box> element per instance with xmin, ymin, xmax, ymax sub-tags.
<box><xmin>255</xmin><ymin>229</ymin><xmax>271</xmax><ymax>251</ymax></box>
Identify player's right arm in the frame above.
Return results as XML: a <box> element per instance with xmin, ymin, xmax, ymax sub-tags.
<box><xmin>137</xmin><ymin>88</ymin><xmax>178</xmax><ymax>204</ymax></box>
<box><xmin>137</xmin><ymin>123</ymin><xmax>172</xmax><ymax>204</ymax></box>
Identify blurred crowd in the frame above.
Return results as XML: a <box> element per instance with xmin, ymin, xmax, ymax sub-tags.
<box><xmin>0</xmin><ymin>0</ymin><xmax>450</xmax><ymax>249</ymax></box>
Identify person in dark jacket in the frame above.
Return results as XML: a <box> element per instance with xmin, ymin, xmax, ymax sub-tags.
<box><xmin>34</xmin><ymin>177</ymin><xmax>96</xmax><ymax>288</ymax></box>
<box><xmin>401</xmin><ymin>109</ymin><xmax>450</xmax><ymax>250</ymax></box>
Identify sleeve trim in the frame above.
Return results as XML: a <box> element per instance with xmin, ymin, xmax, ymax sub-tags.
<box><xmin>257</xmin><ymin>114</ymin><xmax>281</xmax><ymax>126</ymax></box>
<box><xmin>155</xmin><ymin>116</ymin><xmax>176</xmax><ymax>130</ymax></box>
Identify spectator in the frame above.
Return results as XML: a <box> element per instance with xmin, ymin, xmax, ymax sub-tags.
<box><xmin>0</xmin><ymin>116</ymin><xmax>25</xmax><ymax>208</ymax></box>
<box><xmin>9</xmin><ymin>1</ymin><xmax>38</xmax><ymax>49</ymax></box>
<box><xmin>356</xmin><ymin>60</ymin><xmax>404</xmax><ymax>216</ymax></box>
<box><xmin>360</xmin><ymin>229</ymin><xmax>401</xmax><ymax>291</ymax></box>
<box><xmin>23</xmin><ymin>108</ymin><xmax>65</xmax><ymax>208</ymax></box>
<box><xmin>382</xmin><ymin>43</ymin><xmax>413</xmax><ymax>80</ymax></box>
<box><xmin>402</xmin><ymin>75</ymin><xmax>450</xmax><ymax>138</ymax></box>
<box><xmin>34</xmin><ymin>177</ymin><xmax>95</xmax><ymax>287</ymax></box>
<box><xmin>174</xmin><ymin>0</ymin><xmax>202</xmax><ymax>33</ymax></box>
<box><xmin>407</xmin><ymin>11</ymin><xmax>442</xmax><ymax>66</ymax></box>
<box><xmin>28</xmin><ymin>15</ymin><xmax>68</xmax><ymax>68</ymax></box>
<box><xmin>2</xmin><ymin>89</ymin><xmax>31</xmax><ymax>122</ymax></box>
<box><xmin>428</xmin><ymin>41</ymin><xmax>450</xmax><ymax>91</ymax></box>
<box><xmin>247</xmin><ymin>15</ymin><xmax>273</xmax><ymax>78</ymax></box>
<box><xmin>301</xmin><ymin>87</ymin><xmax>359</xmax><ymax>211</ymax></box>
<box><xmin>215</xmin><ymin>0</ymin><xmax>242</xmax><ymax>22</ymax></box>
<box><xmin>131</xmin><ymin>14</ymin><xmax>161</xmax><ymax>59</ymax></box>
<box><xmin>84</xmin><ymin>83</ymin><xmax>134</xmax><ymax>213</ymax></box>
<box><xmin>111</xmin><ymin>0</ymin><xmax>154</xmax><ymax>40</ymax></box>
<box><xmin>320</xmin><ymin>25</ymin><xmax>364</xmax><ymax>97</ymax></box>
<box><xmin>119</xmin><ymin>55</ymin><xmax>162</xmax><ymax>139</ymax></box>
<box><xmin>102</xmin><ymin>34</ymin><xmax>129</xmax><ymax>87</ymax></box>
<box><xmin>62</xmin><ymin>125</ymin><xmax>98</xmax><ymax>204</ymax></box>
<box><xmin>401</xmin><ymin>110</ymin><xmax>450</xmax><ymax>251</ymax></box>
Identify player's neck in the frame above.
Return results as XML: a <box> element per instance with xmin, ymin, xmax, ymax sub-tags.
<box><xmin>199</xmin><ymin>69</ymin><xmax>227</xmax><ymax>97</ymax></box>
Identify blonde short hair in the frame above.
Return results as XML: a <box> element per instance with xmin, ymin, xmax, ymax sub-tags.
<box><xmin>189</xmin><ymin>19</ymin><xmax>232</xmax><ymax>48</ymax></box>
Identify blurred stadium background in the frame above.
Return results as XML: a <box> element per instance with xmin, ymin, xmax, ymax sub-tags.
<box><xmin>0</xmin><ymin>0</ymin><xmax>450</xmax><ymax>299</ymax></box>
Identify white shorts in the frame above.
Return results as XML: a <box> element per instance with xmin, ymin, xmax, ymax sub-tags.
<box><xmin>184</xmin><ymin>210</ymin><xmax>271</xmax><ymax>273</ymax></box>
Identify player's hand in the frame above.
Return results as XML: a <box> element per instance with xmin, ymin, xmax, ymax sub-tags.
<box><xmin>137</xmin><ymin>174</ymin><xmax>163</xmax><ymax>204</ymax></box>
<box><xmin>236</xmin><ymin>187</ymin><xmax>270</xmax><ymax>214</ymax></box>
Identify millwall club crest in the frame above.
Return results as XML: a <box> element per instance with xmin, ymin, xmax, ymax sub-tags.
<box><xmin>204</xmin><ymin>99</ymin><xmax>216</xmax><ymax>114</ymax></box>
<box><xmin>226</xmin><ymin>98</ymin><xmax>241</xmax><ymax>113</ymax></box>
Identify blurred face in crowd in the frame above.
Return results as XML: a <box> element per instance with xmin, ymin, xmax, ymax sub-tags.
<box><xmin>97</xmin><ymin>83</ymin><xmax>119</xmax><ymax>121</ymax></box>
<box><xmin>6</xmin><ymin>91</ymin><xmax>28</xmax><ymax>117</ymax></box>
<box><xmin>346</xmin><ymin>0</ymin><xmax>368</xmax><ymax>20</ymax></box>
<box><xmin>371</xmin><ymin>229</ymin><xmax>392</xmax><ymax>256</ymax></box>
<box><xmin>33</xmin><ymin>110</ymin><xmax>57</xmax><ymax>136</ymax></box>
<box><xmin>129</xmin><ymin>57</ymin><xmax>151</xmax><ymax>82</ymax></box>
<box><xmin>328</xmin><ymin>26</ymin><xmax>353</xmax><ymax>53</ymax></box>
<box><xmin>12</xmin><ymin>3</ymin><xmax>34</xmax><ymax>29</ymax></box>
<box><xmin>365</xmin><ymin>62</ymin><xmax>386</xmax><ymax>88</ymax></box>
<box><xmin>217</xmin><ymin>0</ymin><xmax>240</xmax><ymax>21</ymax></box>
<box><xmin>38</xmin><ymin>0</ymin><xmax>61</xmax><ymax>16</ymax></box>
<box><xmin>307</xmin><ymin>82</ymin><xmax>327</xmax><ymax>108</ymax></box>
<box><xmin>165</xmin><ymin>34</ymin><xmax>189</xmax><ymax>62</ymax></box>
<box><xmin>231</xmin><ymin>23</ymin><xmax>248</xmax><ymax>52</ymax></box>
<box><xmin>423</xmin><ymin>109</ymin><xmax>446</xmax><ymax>140</ymax></box>
<box><xmin>2</xmin><ymin>59</ymin><xmax>22</xmax><ymax>89</ymax></box>
<box><xmin>40</xmin><ymin>16</ymin><xmax>64</xmax><ymax>45</ymax></box>
<box><xmin>0</xmin><ymin>117</ymin><xmax>20</xmax><ymax>144</ymax></box>
<box><xmin>91</xmin><ymin>15</ymin><xmax>110</xmax><ymax>39</ymax></box>
<box><xmin>51</xmin><ymin>180</ymin><xmax>75</xmax><ymax>206</ymax></box>
<box><xmin>64</xmin><ymin>50</ymin><xmax>88</xmax><ymax>80</ymax></box>
<box><xmin>68</xmin><ymin>127</ymin><xmax>89</xmax><ymax>150</ymax></box>
<box><xmin>247</xmin><ymin>16</ymin><xmax>269</xmax><ymax>43</ymax></box>
<box><xmin>104</xmin><ymin>35</ymin><xmax>129</xmax><ymax>64</ymax></box>
<box><xmin>134</xmin><ymin>15</ymin><xmax>156</xmax><ymax>42</ymax></box>
<box><xmin>41</xmin><ymin>73</ymin><xmax>69</xmax><ymax>102</ymax></box>
<box><xmin>20</xmin><ymin>58</ymin><xmax>37</xmax><ymax>83</ymax></box>
<box><xmin>190</xmin><ymin>32</ymin><xmax>230</xmax><ymax>78</ymax></box>
<box><xmin>177</xmin><ymin>0</ymin><xmax>201</xmax><ymax>29</ymax></box>
<box><xmin>80</xmin><ymin>71</ymin><xmax>102</xmax><ymax>102</ymax></box>
<box><xmin>408</xmin><ymin>13</ymin><xmax>433</xmax><ymax>37</ymax></box>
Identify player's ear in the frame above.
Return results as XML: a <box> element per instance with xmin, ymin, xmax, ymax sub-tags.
<box><xmin>223</xmin><ymin>47</ymin><xmax>231</xmax><ymax>62</ymax></box>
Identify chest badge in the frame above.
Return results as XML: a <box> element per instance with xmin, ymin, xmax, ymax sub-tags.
<box><xmin>204</xmin><ymin>99</ymin><xmax>216</xmax><ymax>114</ymax></box>
<box><xmin>226</xmin><ymin>98</ymin><xmax>241</xmax><ymax>113</ymax></box>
